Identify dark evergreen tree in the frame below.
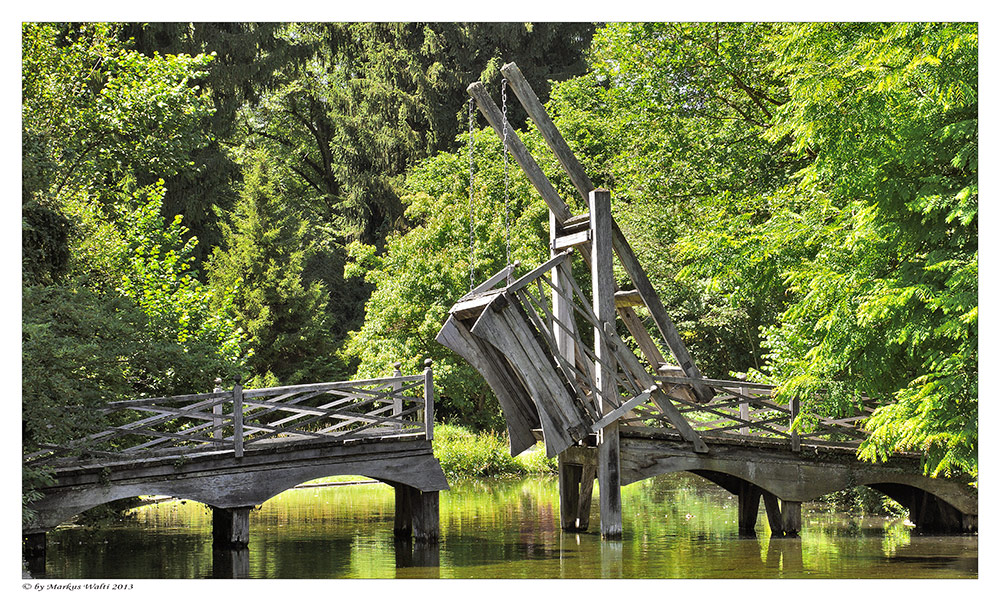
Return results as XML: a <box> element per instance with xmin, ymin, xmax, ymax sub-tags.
<box><xmin>207</xmin><ymin>151</ymin><xmax>339</xmax><ymax>385</ymax></box>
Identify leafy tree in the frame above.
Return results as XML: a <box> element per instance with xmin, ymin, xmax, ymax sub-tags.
<box><xmin>22</xmin><ymin>23</ymin><xmax>247</xmax><ymax>520</ymax></box>
<box><xmin>117</xmin><ymin>22</ymin><xmax>298</xmax><ymax>260</ymax></box>
<box><xmin>546</xmin><ymin>22</ymin><xmax>805</xmax><ymax>377</ymax></box>
<box><xmin>760</xmin><ymin>23</ymin><xmax>978</xmax><ymax>479</ymax></box>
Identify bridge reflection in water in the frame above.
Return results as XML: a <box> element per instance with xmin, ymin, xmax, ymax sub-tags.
<box><xmin>30</xmin><ymin>475</ymin><xmax>977</xmax><ymax>579</ymax></box>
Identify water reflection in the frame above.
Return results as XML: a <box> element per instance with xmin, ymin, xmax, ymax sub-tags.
<box><xmin>38</xmin><ymin>473</ymin><xmax>976</xmax><ymax>579</ymax></box>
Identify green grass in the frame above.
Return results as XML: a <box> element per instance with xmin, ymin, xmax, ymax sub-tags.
<box><xmin>431</xmin><ymin>424</ymin><xmax>556</xmax><ymax>479</ymax></box>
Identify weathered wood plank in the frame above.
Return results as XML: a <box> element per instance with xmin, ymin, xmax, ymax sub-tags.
<box><xmin>449</xmin><ymin>289</ymin><xmax>503</xmax><ymax>320</ymax></box>
<box><xmin>460</xmin><ymin>261</ymin><xmax>520</xmax><ymax>300</ymax></box>
<box><xmin>552</xmin><ymin>229</ymin><xmax>591</xmax><ymax>251</ymax></box>
<box><xmin>504</xmin><ymin>251</ymin><xmax>572</xmax><ymax>296</ymax></box>
<box><xmin>471</xmin><ymin>298</ymin><xmax>589</xmax><ymax>456</ymax></box>
<box><xmin>613</xmin><ymin>290</ymin><xmax>643</xmax><ymax>308</ymax></box>
<box><xmin>617</xmin><ymin>305</ymin><xmax>667</xmax><ymax>368</ymax></box>
<box><xmin>591</xmin><ymin>189</ymin><xmax>622</xmax><ymax>540</ymax></box>
<box><xmin>500</xmin><ymin>62</ymin><xmax>596</xmax><ymax>203</ymax></box>
<box><xmin>435</xmin><ymin>315</ymin><xmax>540</xmax><ymax>455</ymax></box>
<box><xmin>423</xmin><ymin>360</ymin><xmax>434</xmax><ymax>441</ymax></box>
<box><xmin>590</xmin><ymin>386</ymin><xmax>657</xmax><ymax>433</ymax></box>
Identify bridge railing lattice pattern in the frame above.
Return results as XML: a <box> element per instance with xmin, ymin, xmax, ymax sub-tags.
<box><xmin>24</xmin><ymin>365</ymin><xmax>434</xmax><ymax>465</ymax></box>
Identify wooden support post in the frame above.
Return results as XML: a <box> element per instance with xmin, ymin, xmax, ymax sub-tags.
<box><xmin>558</xmin><ymin>454</ymin><xmax>583</xmax><ymax>531</ymax></box>
<box><xmin>762</xmin><ymin>491</ymin><xmax>784</xmax><ymax>537</ymax></box>
<box><xmin>213</xmin><ymin>378</ymin><xmax>224</xmax><ymax>443</ymax></box>
<box><xmin>212</xmin><ymin>506</ymin><xmax>253</xmax><ymax>548</ymax></box>
<box><xmin>781</xmin><ymin>500</ymin><xmax>802</xmax><ymax>537</ymax></box>
<box><xmin>411</xmin><ymin>489</ymin><xmax>440</xmax><ymax>543</ymax></box>
<box><xmin>232</xmin><ymin>381</ymin><xmax>244</xmax><ymax>458</ymax></box>
<box><xmin>423</xmin><ymin>359</ymin><xmax>434</xmax><ymax>441</ymax></box>
<box><xmin>591</xmin><ymin>189</ymin><xmax>622</xmax><ymax>540</ymax></box>
<box><xmin>738</xmin><ymin>481</ymin><xmax>762</xmax><ymax>536</ymax></box>
<box><xmin>739</xmin><ymin>385</ymin><xmax>750</xmax><ymax>436</ymax></box>
<box><xmin>394</xmin><ymin>484</ymin><xmax>413</xmax><ymax>538</ymax></box>
<box><xmin>578</xmin><ymin>463</ymin><xmax>596</xmax><ymax>531</ymax></box>
<box><xmin>790</xmin><ymin>396</ymin><xmax>801</xmax><ymax>452</ymax></box>
<box><xmin>550</xmin><ymin>210</ymin><xmax>577</xmax><ymax>375</ymax></box>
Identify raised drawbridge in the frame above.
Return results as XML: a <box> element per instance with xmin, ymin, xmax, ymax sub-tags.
<box><xmin>436</xmin><ymin>63</ymin><xmax>977</xmax><ymax>539</ymax></box>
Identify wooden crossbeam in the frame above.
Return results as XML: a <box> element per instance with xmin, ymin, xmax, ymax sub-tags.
<box><xmin>590</xmin><ymin>386</ymin><xmax>658</xmax><ymax>433</ymax></box>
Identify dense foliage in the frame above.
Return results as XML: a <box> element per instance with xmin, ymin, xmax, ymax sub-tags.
<box><xmin>23</xmin><ymin>20</ymin><xmax>977</xmax><ymax>521</ymax></box>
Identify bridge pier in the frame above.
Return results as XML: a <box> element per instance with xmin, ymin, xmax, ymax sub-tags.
<box><xmin>558</xmin><ymin>449</ymin><xmax>596</xmax><ymax>531</ymax></box>
<box><xmin>211</xmin><ymin>505</ymin><xmax>254</xmax><ymax>548</ymax></box>
<box><xmin>392</xmin><ymin>484</ymin><xmax>439</xmax><ymax>542</ymax></box>
<box><xmin>737</xmin><ymin>483</ymin><xmax>801</xmax><ymax>538</ymax></box>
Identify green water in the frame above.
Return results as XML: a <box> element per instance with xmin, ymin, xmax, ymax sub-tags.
<box><xmin>37</xmin><ymin>473</ymin><xmax>977</xmax><ymax>578</ymax></box>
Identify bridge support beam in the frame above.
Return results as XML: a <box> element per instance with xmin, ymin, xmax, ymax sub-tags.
<box><xmin>738</xmin><ymin>482</ymin><xmax>763</xmax><ymax>536</ymax></box>
<box><xmin>393</xmin><ymin>484</ymin><xmax>439</xmax><ymax>542</ymax></box>
<box><xmin>558</xmin><ymin>450</ymin><xmax>596</xmax><ymax>531</ymax></box>
<box><xmin>591</xmin><ymin>189</ymin><xmax>622</xmax><ymax>540</ymax></box>
<box><xmin>211</xmin><ymin>506</ymin><xmax>254</xmax><ymax>548</ymax></box>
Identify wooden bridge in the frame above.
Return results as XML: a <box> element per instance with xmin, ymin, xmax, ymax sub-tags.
<box><xmin>23</xmin><ymin>362</ymin><xmax>448</xmax><ymax>560</ymax></box>
<box><xmin>437</xmin><ymin>63</ymin><xmax>978</xmax><ymax>539</ymax></box>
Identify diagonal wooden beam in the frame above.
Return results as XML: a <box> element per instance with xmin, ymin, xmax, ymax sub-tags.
<box><xmin>485</xmin><ymin>65</ymin><xmax>715</xmax><ymax>402</ymax></box>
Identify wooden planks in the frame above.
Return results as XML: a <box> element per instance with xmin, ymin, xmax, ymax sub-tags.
<box><xmin>435</xmin><ymin>315</ymin><xmax>540</xmax><ymax>455</ymax></box>
<box><xmin>470</xmin><ymin>293</ymin><xmax>591</xmax><ymax>456</ymax></box>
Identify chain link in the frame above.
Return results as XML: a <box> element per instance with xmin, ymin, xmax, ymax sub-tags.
<box><xmin>468</xmin><ymin>98</ymin><xmax>476</xmax><ymax>291</ymax></box>
<box><xmin>501</xmin><ymin>79</ymin><xmax>512</xmax><ymax>281</ymax></box>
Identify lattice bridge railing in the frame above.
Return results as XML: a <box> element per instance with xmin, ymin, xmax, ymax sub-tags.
<box><xmin>25</xmin><ymin>364</ymin><xmax>434</xmax><ymax>465</ymax></box>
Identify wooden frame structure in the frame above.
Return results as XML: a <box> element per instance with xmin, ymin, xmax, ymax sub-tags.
<box><xmin>437</xmin><ymin>62</ymin><xmax>977</xmax><ymax>539</ymax></box>
<box><xmin>25</xmin><ymin>364</ymin><xmax>435</xmax><ymax>464</ymax></box>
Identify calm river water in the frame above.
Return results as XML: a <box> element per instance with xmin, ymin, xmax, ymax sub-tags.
<box><xmin>36</xmin><ymin>472</ymin><xmax>977</xmax><ymax>579</ymax></box>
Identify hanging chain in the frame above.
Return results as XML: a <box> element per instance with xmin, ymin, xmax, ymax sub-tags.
<box><xmin>467</xmin><ymin>97</ymin><xmax>476</xmax><ymax>291</ymax></box>
<box><xmin>501</xmin><ymin>79</ymin><xmax>512</xmax><ymax>281</ymax></box>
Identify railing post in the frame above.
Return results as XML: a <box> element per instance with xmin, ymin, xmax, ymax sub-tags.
<box><xmin>739</xmin><ymin>385</ymin><xmax>750</xmax><ymax>436</ymax></box>
<box><xmin>423</xmin><ymin>359</ymin><xmax>434</xmax><ymax>441</ymax></box>
<box><xmin>213</xmin><ymin>378</ymin><xmax>224</xmax><ymax>444</ymax></box>
<box><xmin>392</xmin><ymin>362</ymin><xmax>403</xmax><ymax>430</ymax></box>
<box><xmin>233</xmin><ymin>380</ymin><xmax>244</xmax><ymax>458</ymax></box>
<box><xmin>790</xmin><ymin>396</ymin><xmax>800</xmax><ymax>452</ymax></box>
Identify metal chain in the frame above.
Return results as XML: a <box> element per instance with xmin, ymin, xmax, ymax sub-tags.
<box><xmin>467</xmin><ymin>98</ymin><xmax>476</xmax><ymax>291</ymax></box>
<box><xmin>501</xmin><ymin>79</ymin><xmax>512</xmax><ymax>281</ymax></box>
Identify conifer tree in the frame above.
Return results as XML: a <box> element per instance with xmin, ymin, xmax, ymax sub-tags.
<box><xmin>207</xmin><ymin>152</ymin><xmax>339</xmax><ymax>385</ymax></box>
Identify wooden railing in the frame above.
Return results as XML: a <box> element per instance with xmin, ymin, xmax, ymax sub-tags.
<box><xmin>24</xmin><ymin>362</ymin><xmax>434</xmax><ymax>464</ymax></box>
<box><xmin>645</xmin><ymin>376</ymin><xmax>880</xmax><ymax>451</ymax></box>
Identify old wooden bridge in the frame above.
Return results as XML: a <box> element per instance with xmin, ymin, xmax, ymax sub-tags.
<box><xmin>436</xmin><ymin>63</ymin><xmax>978</xmax><ymax>539</ymax></box>
<box><xmin>23</xmin><ymin>362</ymin><xmax>448</xmax><ymax>559</ymax></box>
